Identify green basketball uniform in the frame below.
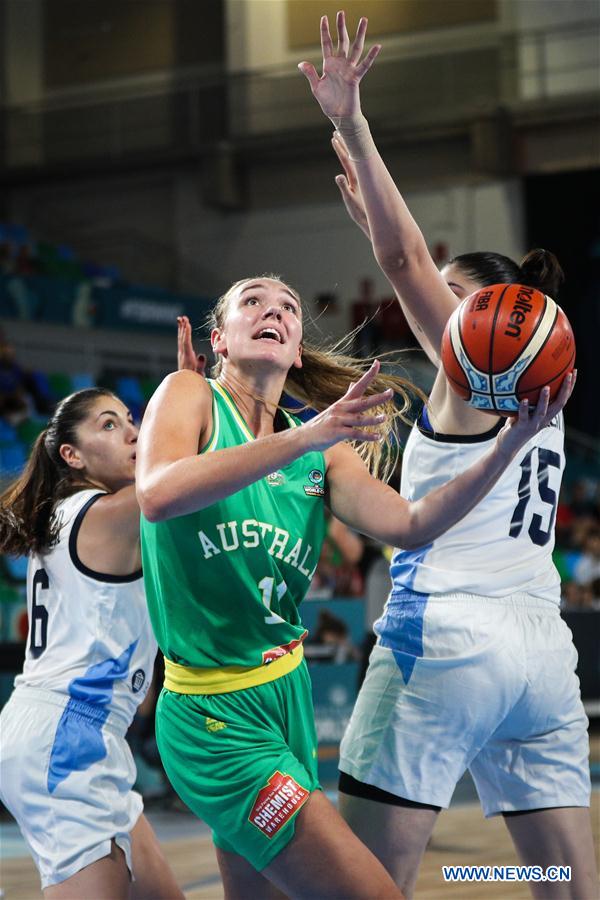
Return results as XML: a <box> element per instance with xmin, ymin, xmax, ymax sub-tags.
<box><xmin>140</xmin><ymin>379</ymin><xmax>326</xmax><ymax>868</ymax></box>
<box><xmin>140</xmin><ymin>379</ymin><xmax>327</xmax><ymax>675</ymax></box>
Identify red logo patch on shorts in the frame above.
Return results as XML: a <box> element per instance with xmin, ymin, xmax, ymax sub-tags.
<box><xmin>248</xmin><ymin>771</ymin><xmax>310</xmax><ymax>838</ymax></box>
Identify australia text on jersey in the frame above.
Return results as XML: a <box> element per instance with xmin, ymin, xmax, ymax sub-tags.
<box><xmin>197</xmin><ymin>518</ymin><xmax>318</xmax><ymax>581</ymax></box>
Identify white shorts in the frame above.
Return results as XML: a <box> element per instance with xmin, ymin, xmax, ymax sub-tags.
<box><xmin>0</xmin><ymin>686</ymin><xmax>143</xmax><ymax>889</ymax></box>
<box><xmin>339</xmin><ymin>592</ymin><xmax>591</xmax><ymax>816</ymax></box>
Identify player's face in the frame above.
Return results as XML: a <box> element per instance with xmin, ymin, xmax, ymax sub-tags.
<box><xmin>441</xmin><ymin>263</ymin><xmax>483</xmax><ymax>301</ymax></box>
<box><xmin>60</xmin><ymin>396</ymin><xmax>138</xmax><ymax>492</ymax></box>
<box><xmin>212</xmin><ymin>278</ymin><xmax>303</xmax><ymax>374</ymax></box>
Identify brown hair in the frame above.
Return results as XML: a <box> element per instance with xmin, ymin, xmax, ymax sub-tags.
<box><xmin>207</xmin><ymin>276</ymin><xmax>425</xmax><ymax>482</ymax></box>
<box><xmin>448</xmin><ymin>249</ymin><xmax>564</xmax><ymax>299</ymax></box>
<box><xmin>0</xmin><ymin>388</ymin><xmax>117</xmax><ymax>556</ymax></box>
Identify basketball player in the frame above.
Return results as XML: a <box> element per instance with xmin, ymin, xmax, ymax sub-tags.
<box><xmin>0</xmin><ymin>389</ymin><xmax>185</xmax><ymax>897</ymax></box>
<box><xmin>301</xmin><ymin>12</ymin><xmax>597</xmax><ymax>899</ymax></box>
<box><xmin>135</xmin><ymin>273</ymin><xmax>571</xmax><ymax>900</ymax></box>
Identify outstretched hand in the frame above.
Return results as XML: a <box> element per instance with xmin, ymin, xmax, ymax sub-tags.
<box><xmin>301</xmin><ymin>359</ymin><xmax>392</xmax><ymax>453</ymax></box>
<box><xmin>496</xmin><ymin>371</ymin><xmax>576</xmax><ymax>460</ymax></box>
<box><xmin>298</xmin><ymin>11</ymin><xmax>380</xmax><ymax>121</ymax></box>
<box><xmin>177</xmin><ymin>315</ymin><xmax>207</xmax><ymax>376</ymax></box>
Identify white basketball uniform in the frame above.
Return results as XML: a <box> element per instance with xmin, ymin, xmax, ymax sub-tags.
<box><xmin>0</xmin><ymin>489</ymin><xmax>157</xmax><ymax>888</ymax></box>
<box><xmin>339</xmin><ymin>411</ymin><xmax>591</xmax><ymax>814</ymax></box>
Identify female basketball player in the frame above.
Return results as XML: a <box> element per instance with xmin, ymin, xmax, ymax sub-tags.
<box><xmin>301</xmin><ymin>11</ymin><xmax>597</xmax><ymax>899</ymax></box>
<box><xmin>0</xmin><ymin>389</ymin><xmax>184</xmax><ymax>898</ymax></box>
<box><xmin>136</xmin><ymin>271</ymin><xmax>571</xmax><ymax>900</ymax></box>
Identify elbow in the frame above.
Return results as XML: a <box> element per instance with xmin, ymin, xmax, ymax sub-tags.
<box><xmin>136</xmin><ymin>485</ymin><xmax>170</xmax><ymax>523</ymax></box>
<box><xmin>375</xmin><ymin>236</ymin><xmax>429</xmax><ymax>276</ymax></box>
<box><xmin>375</xmin><ymin>247</ymin><xmax>409</xmax><ymax>275</ymax></box>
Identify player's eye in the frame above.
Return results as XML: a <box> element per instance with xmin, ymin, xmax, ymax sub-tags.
<box><xmin>103</xmin><ymin>420</ymin><xmax>116</xmax><ymax>430</ymax></box>
<box><xmin>283</xmin><ymin>302</ymin><xmax>298</xmax><ymax>314</ymax></box>
<box><xmin>244</xmin><ymin>296</ymin><xmax>259</xmax><ymax>305</ymax></box>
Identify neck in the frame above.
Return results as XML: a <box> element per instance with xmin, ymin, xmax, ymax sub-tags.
<box><xmin>218</xmin><ymin>365</ymin><xmax>287</xmax><ymax>438</ymax></box>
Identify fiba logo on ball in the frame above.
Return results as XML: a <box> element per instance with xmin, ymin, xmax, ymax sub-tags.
<box><xmin>131</xmin><ymin>669</ymin><xmax>146</xmax><ymax>693</ymax></box>
<box><xmin>441</xmin><ymin>284</ymin><xmax>575</xmax><ymax>415</ymax></box>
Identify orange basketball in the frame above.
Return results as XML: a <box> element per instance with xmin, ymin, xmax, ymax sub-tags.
<box><xmin>441</xmin><ymin>283</ymin><xmax>575</xmax><ymax>415</ymax></box>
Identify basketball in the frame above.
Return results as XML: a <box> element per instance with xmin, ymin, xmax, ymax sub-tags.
<box><xmin>441</xmin><ymin>283</ymin><xmax>575</xmax><ymax>415</ymax></box>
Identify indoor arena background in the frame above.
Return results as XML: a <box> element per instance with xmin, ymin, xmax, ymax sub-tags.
<box><xmin>1</xmin><ymin>1</ymin><xmax>598</xmax><ymax>897</ymax></box>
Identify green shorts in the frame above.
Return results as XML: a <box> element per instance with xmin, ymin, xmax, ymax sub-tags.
<box><xmin>156</xmin><ymin>659</ymin><xmax>321</xmax><ymax>870</ymax></box>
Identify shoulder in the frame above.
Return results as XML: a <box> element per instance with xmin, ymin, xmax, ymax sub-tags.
<box><xmin>145</xmin><ymin>370</ymin><xmax>213</xmax><ymax>422</ymax></box>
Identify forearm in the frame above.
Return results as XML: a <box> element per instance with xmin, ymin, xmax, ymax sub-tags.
<box><xmin>336</xmin><ymin>115</ymin><xmax>428</xmax><ymax>272</ymax></box>
<box><xmin>138</xmin><ymin>426</ymin><xmax>309</xmax><ymax>522</ymax></box>
<box><xmin>401</xmin><ymin>443</ymin><xmax>516</xmax><ymax>549</ymax></box>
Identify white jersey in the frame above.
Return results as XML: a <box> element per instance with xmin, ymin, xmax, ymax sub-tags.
<box><xmin>15</xmin><ymin>489</ymin><xmax>157</xmax><ymax>731</ymax></box>
<box><xmin>389</xmin><ymin>410</ymin><xmax>564</xmax><ymax>604</ymax></box>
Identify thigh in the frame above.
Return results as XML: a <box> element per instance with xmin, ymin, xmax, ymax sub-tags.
<box><xmin>43</xmin><ymin>841</ymin><xmax>129</xmax><ymax>900</ymax></box>
<box><xmin>216</xmin><ymin>847</ymin><xmax>287</xmax><ymax>900</ymax></box>
<box><xmin>130</xmin><ymin>813</ymin><xmax>184</xmax><ymax>900</ymax></box>
<box><xmin>504</xmin><ymin>807</ymin><xmax>598</xmax><ymax>900</ymax></box>
<box><xmin>263</xmin><ymin>790</ymin><xmax>402</xmax><ymax>900</ymax></box>
<box><xmin>338</xmin><ymin>787</ymin><xmax>438</xmax><ymax>897</ymax></box>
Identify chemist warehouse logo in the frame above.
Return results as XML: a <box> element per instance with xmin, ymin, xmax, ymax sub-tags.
<box><xmin>304</xmin><ymin>468</ymin><xmax>324</xmax><ymax>497</ymax></box>
<box><xmin>249</xmin><ymin>771</ymin><xmax>310</xmax><ymax>838</ymax></box>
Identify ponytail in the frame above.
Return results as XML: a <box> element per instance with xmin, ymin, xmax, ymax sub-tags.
<box><xmin>449</xmin><ymin>249</ymin><xmax>565</xmax><ymax>300</ymax></box>
<box><xmin>519</xmin><ymin>249</ymin><xmax>564</xmax><ymax>298</ymax></box>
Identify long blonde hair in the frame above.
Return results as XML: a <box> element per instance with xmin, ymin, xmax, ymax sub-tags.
<box><xmin>207</xmin><ymin>276</ymin><xmax>426</xmax><ymax>482</ymax></box>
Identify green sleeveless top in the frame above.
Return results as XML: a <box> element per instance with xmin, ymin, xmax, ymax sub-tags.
<box><xmin>140</xmin><ymin>379</ymin><xmax>327</xmax><ymax>669</ymax></box>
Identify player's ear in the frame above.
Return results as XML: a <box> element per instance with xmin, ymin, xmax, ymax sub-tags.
<box><xmin>59</xmin><ymin>443</ymin><xmax>84</xmax><ymax>470</ymax></box>
<box><xmin>292</xmin><ymin>343</ymin><xmax>303</xmax><ymax>369</ymax></box>
<box><xmin>211</xmin><ymin>327</ymin><xmax>227</xmax><ymax>359</ymax></box>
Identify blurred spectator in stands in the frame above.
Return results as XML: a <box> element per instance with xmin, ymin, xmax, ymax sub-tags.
<box><xmin>573</xmin><ymin>527</ymin><xmax>600</xmax><ymax>590</ymax></box>
<box><xmin>309</xmin><ymin>608</ymin><xmax>360</xmax><ymax>664</ymax></box>
<box><xmin>0</xmin><ymin>331</ymin><xmax>31</xmax><ymax>423</ymax></box>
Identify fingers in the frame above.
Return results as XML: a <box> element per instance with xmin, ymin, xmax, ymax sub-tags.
<box><xmin>344</xmin><ymin>389</ymin><xmax>393</xmax><ymax>412</ymax></box>
<box><xmin>336</xmin><ymin>9</ymin><xmax>350</xmax><ymax>56</ymax></box>
<box><xmin>355</xmin><ymin>43</ymin><xmax>382</xmax><ymax>79</ymax></box>
<box><xmin>531</xmin><ymin>386</ymin><xmax>550</xmax><ymax>427</ymax></box>
<box><xmin>546</xmin><ymin>369</ymin><xmax>577</xmax><ymax>418</ymax></box>
<box><xmin>321</xmin><ymin>15</ymin><xmax>334</xmax><ymax>58</ymax></box>
<box><xmin>298</xmin><ymin>62</ymin><xmax>320</xmax><ymax>92</ymax></box>
<box><xmin>344</xmin><ymin>359</ymin><xmax>381</xmax><ymax>399</ymax></box>
<box><xmin>349</xmin><ymin>16</ymin><xmax>368</xmax><ymax>65</ymax></box>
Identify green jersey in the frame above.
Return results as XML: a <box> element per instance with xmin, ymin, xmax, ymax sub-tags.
<box><xmin>141</xmin><ymin>379</ymin><xmax>326</xmax><ymax>670</ymax></box>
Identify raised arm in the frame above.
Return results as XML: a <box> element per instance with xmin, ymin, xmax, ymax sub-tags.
<box><xmin>136</xmin><ymin>364</ymin><xmax>392</xmax><ymax>522</ymax></box>
<box><xmin>299</xmin><ymin>12</ymin><xmax>458</xmax><ymax>353</ymax></box>
<box><xmin>326</xmin><ymin>375</ymin><xmax>575</xmax><ymax>548</ymax></box>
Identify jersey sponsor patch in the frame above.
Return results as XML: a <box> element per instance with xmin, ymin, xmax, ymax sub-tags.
<box><xmin>131</xmin><ymin>669</ymin><xmax>146</xmax><ymax>693</ymax></box>
<box><xmin>304</xmin><ymin>468</ymin><xmax>324</xmax><ymax>497</ymax></box>
<box><xmin>266</xmin><ymin>471</ymin><xmax>286</xmax><ymax>486</ymax></box>
<box><xmin>262</xmin><ymin>631</ymin><xmax>307</xmax><ymax>665</ymax></box>
<box><xmin>249</xmin><ymin>770</ymin><xmax>310</xmax><ymax>838</ymax></box>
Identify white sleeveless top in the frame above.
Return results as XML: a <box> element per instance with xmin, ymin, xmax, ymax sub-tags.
<box><xmin>16</xmin><ymin>489</ymin><xmax>157</xmax><ymax>730</ymax></box>
<box><xmin>389</xmin><ymin>411</ymin><xmax>564</xmax><ymax>604</ymax></box>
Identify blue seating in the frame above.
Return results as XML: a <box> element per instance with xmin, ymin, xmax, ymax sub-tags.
<box><xmin>116</xmin><ymin>376</ymin><xmax>144</xmax><ymax>407</ymax></box>
<box><xmin>3</xmin><ymin>554</ymin><xmax>28</xmax><ymax>581</ymax></box>
<box><xmin>71</xmin><ymin>373</ymin><xmax>95</xmax><ymax>391</ymax></box>
<box><xmin>0</xmin><ymin>420</ymin><xmax>17</xmax><ymax>443</ymax></box>
<box><xmin>0</xmin><ymin>442</ymin><xmax>26</xmax><ymax>476</ymax></box>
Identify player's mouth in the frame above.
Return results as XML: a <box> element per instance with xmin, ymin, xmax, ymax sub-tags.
<box><xmin>253</xmin><ymin>327</ymin><xmax>284</xmax><ymax>344</ymax></box>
